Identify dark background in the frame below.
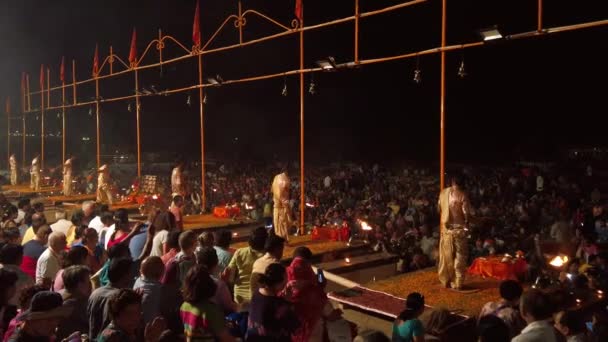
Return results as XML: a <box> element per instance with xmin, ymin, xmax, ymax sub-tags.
<box><xmin>0</xmin><ymin>0</ymin><xmax>607</xmax><ymax>167</ymax></box>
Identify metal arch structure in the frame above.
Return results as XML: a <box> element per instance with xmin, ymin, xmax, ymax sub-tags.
<box><xmin>7</xmin><ymin>0</ymin><xmax>608</xmax><ymax>233</ymax></box>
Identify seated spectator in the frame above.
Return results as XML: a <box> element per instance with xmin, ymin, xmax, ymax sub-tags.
<box><xmin>1</xmin><ymin>206</ymin><xmax>18</xmax><ymax>230</ymax></box>
<box><xmin>197</xmin><ymin>231</ymin><xmax>215</xmax><ymax>251</ymax></box>
<box><xmin>250</xmin><ymin>234</ymin><xmax>285</xmax><ymax>294</ymax></box>
<box><xmin>81</xmin><ymin>201</ymin><xmax>97</xmax><ymax>227</ymax></box>
<box><xmin>77</xmin><ymin>228</ymin><xmax>106</xmax><ymax>274</ymax></box>
<box><xmin>35</xmin><ymin>232</ymin><xmax>67</xmax><ymax>287</ymax></box>
<box><xmin>0</xmin><ymin>269</ymin><xmax>18</xmax><ymax>338</ymax></box>
<box><xmin>133</xmin><ymin>256</ymin><xmax>165</xmax><ymax>325</ymax></box>
<box><xmin>196</xmin><ymin>247</ymin><xmax>237</xmax><ymax>314</ymax></box>
<box><xmin>19</xmin><ymin>213</ymin><xmax>45</xmax><ymax>246</ymax></box>
<box><xmin>98</xmin><ymin>288</ymin><xmax>166</xmax><ymax>342</ymax></box>
<box><xmin>554</xmin><ymin>310</ymin><xmax>589</xmax><ymax>342</ymax></box>
<box><xmin>424</xmin><ymin>308</ymin><xmax>449</xmax><ymax>339</ymax></box>
<box><xmin>150</xmin><ymin>211</ymin><xmax>176</xmax><ymax>258</ymax></box>
<box><xmin>2</xmin><ymin>284</ymin><xmax>47</xmax><ymax>341</ymax></box>
<box><xmin>66</xmin><ymin>210</ymin><xmax>85</xmax><ymax>246</ymax></box>
<box><xmin>512</xmin><ymin>289</ymin><xmax>558</xmax><ymax>342</ymax></box>
<box><xmin>247</xmin><ymin>263</ymin><xmax>299</xmax><ymax>342</ymax></box>
<box><xmin>478</xmin><ymin>280</ymin><xmax>525</xmax><ymax>338</ymax></box>
<box><xmin>213</xmin><ymin>230</ymin><xmax>234</xmax><ymax>277</ymax></box>
<box><xmin>1</xmin><ymin>228</ymin><xmax>21</xmax><ymax>246</ymax></box>
<box><xmin>106</xmin><ymin>209</ymin><xmax>141</xmax><ymax>250</ymax></box>
<box><xmin>69</xmin><ymin>224</ymin><xmax>88</xmax><ymax>248</ymax></box>
<box><xmin>53</xmin><ymin>245</ymin><xmax>88</xmax><ymax>292</ymax></box>
<box><xmin>0</xmin><ymin>244</ymin><xmax>33</xmax><ymax>307</ymax></box>
<box><xmin>55</xmin><ymin>265</ymin><xmax>92</xmax><ymax>341</ymax></box>
<box><xmin>7</xmin><ymin>291</ymin><xmax>72</xmax><ymax>341</ymax></box>
<box><xmin>20</xmin><ymin>225</ymin><xmax>51</xmax><ymax>279</ymax></box>
<box><xmin>392</xmin><ymin>292</ymin><xmax>425</xmax><ymax>342</ymax></box>
<box><xmin>160</xmin><ymin>231</ymin><xmax>180</xmax><ymax>265</ymax></box>
<box><xmin>180</xmin><ymin>264</ymin><xmax>233</xmax><ymax>341</ymax></box>
<box><xmin>477</xmin><ymin>315</ymin><xmax>510</xmax><ymax>342</ymax></box>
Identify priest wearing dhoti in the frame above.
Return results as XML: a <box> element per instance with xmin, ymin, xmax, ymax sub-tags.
<box><xmin>97</xmin><ymin>164</ymin><xmax>113</xmax><ymax>205</ymax></box>
<box><xmin>171</xmin><ymin>162</ymin><xmax>185</xmax><ymax>197</ymax></box>
<box><xmin>437</xmin><ymin>175</ymin><xmax>471</xmax><ymax>290</ymax></box>
<box><xmin>9</xmin><ymin>154</ymin><xmax>17</xmax><ymax>186</ymax></box>
<box><xmin>62</xmin><ymin>157</ymin><xmax>74</xmax><ymax>196</ymax></box>
<box><xmin>271</xmin><ymin>166</ymin><xmax>292</xmax><ymax>242</ymax></box>
<box><xmin>30</xmin><ymin>155</ymin><xmax>41</xmax><ymax>191</ymax></box>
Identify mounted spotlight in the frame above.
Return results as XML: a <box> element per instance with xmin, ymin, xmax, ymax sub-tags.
<box><xmin>127</xmin><ymin>103</ymin><xmax>132</xmax><ymax>112</ymax></box>
<box><xmin>316</xmin><ymin>56</ymin><xmax>338</xmax><ymax>71</ymax></box>
<box><xmin>281</xmin><ymin>77</ymin><xmax>288</xmax><ymax>97</ymax></box>
<box><xmin>186</xmin><ymin>94</ymin><xmax>192</xmax><ymax>106</ymax></box>
<box><xmin>458</xmin><ymin>58</ymin><xmax>467</xmax><ymax>78</ymax></box>
<box><xmin>413</xmin><ymin>55</ymin><xmax>422</xmax><ymax>84</ymax></box>
<box><xmin>207</xmin><ymin>75</ymin><xmax>224</xmax><ymax>86</ymax></box>
<box><xmin>308</xmin><ymin>74</ymin><xmax>316</xmax><ymax>95</ymax></box>
<box><xmin>203</xmin><ymin>93</ymin><xmax>208</xmax><ymax>104</ymax></box>
<box><xmin>88</xmin><ymin>107</ymin><xmax>93</xmax><ymax>116</ymax></box>
<box><xmin>479</xmin><ymin>26</ymin><xmax>503</xmax><ymax>41</ymax></box>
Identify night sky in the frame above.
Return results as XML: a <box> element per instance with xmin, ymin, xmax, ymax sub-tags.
<box><xmin>0</xmin><ymin>0</ymin><xmax>607</xmax><ymax>167</ymax></box>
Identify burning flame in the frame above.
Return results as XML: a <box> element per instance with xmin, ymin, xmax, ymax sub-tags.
<box><xmin>306</xmin><ymin>202</ymin><xmax>315</xmax><ymax>208</ymax></box>
<box><xmin>152</xmin><ymin>194</ymin><xmax>158</xmax><ymax>200</ymax></box>
<box><xmin>549</xmin><ymin>255</ymin><xmax>568</xmax><ymax>268</ymax></box>
<box><xmin>345</xmin><ymin>257</ymin><xmax>351</xmax><ymax>263</ymax></box>
<box><xmin>245</xmin><ymin>204</ymin><xmax>254</xmax><ymax>210</ymax></box>
<box><xmin>359</xmin><ymin>220</ymin><xmax>373</xmax><ymax>231</ymax></box>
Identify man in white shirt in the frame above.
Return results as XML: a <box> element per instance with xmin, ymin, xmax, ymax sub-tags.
<box><xmin>15</xmin><ymin>198</ymin><xmax>31</xmax><ymax>227</ymax></box>
<box><xmin>36</xmin><ymin>232</ymin><xmax>67</xmax><ymax>287</ymax></box>
<box><xmin>88</xmin><ymin>212</ymin><xmax>115</xmax><ymax>249</ymax></box>
<box><xmin>512</xmin><ymin>289</ymin><xmax>558</xmax><ymax>342</ymax></box>
<box><xmin>50</xmin><ymin>210</ymin><xmax>72</xmax><ymax>236</ymax></box>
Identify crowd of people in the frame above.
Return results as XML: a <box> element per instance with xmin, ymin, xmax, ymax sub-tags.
<box><xmin>0</xmin><ymin>159</ymin><xmax>607</xmax><ymax>341</ymax></box>
<box><xmin>0</xmin><ymin>195</ymin><xmax>345</xmax><ymax>341</ymax></box>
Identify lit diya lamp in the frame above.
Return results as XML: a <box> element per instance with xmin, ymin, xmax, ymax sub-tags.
<box><xmin>549</xmin><ymin>255</ymin><xmax>569</xmax><ymax>268</ymax></box>
<box><xmin>358</xmin><ymin>219</ymin><xmax>373</xmax><ymax>244</ymax></box>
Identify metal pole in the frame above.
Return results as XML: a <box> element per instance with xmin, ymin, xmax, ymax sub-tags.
<box><xmin>299</xmin><ymin>12</ymin><xmax>305</xmax><ymax>235</ymax></box>
<box><xmin>7</xmin><ymin>98</ymin><xmax>10</xmax><ymax>170</ymax></box>
<box><xmin>354</xmin><ymin>0</ymin><xmax>359</xmax><ymax>64</ymax></box>
<box><xmin>22</xmin><ymin>116</ymin><xmax>26</xmax><ymax>171</ymax></box>
<box><xmin>198</xmin><ymin>54</ymin><xmax>206</xmax><ymax>212</ymax></box>
<box><xmin>538</xmin><ymin>0</ymin><xmax>543</xmax><ymax>32</ymax></box>
<box><xmin>41</xmin><ymin>73</ymin><xmax>45</xmax><ymax>171</ymax></box>
<box><xmin>72</xmin><ymin>60</ymin><xmax>77</xmax><ymax>105</ymax></box>
<box><xmin>62</xmin><ymin>81</ymin><xmax>66</xmax><ymax>163</ymax></box>
<box><xmin>439</xmin><ymin>0</ymin><xmax>446</xmax><ymax>191</ymax></box>
<box><xmin>135</xmin><ymin>69</ymin><xmax>141</xmax><ymax>178</ymax></box>
<box><xmin>238</xmin><ymin>1</ymin><xmax>243</xmax><ymax>44</ymax></box>
<box><xmin>26</xmin><ymin>74</ymin><xmax>31</xmax><ymax>112</ymax></box>
<box><xmin>46</xmin><ymin>68</ymin><xmax>50</xmax><ymax>108</ymax></box>
<box><xmin>95</xmin><ymin>77</ymin><xmax>100</xmax><ymax>169</ymax></box>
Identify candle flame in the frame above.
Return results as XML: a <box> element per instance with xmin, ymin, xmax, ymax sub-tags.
<box><xmin>549</xmin><ymin>255</ymin><xmax>568</xmax><ymax>267</ymax></box>
<box><xmin>232</xmin><ymin>232</ymin><xmax>238</xmax><ymax>237</ymax></box>
<box><xmin>359</xmin><ymin>220</ymin><xmax>373</xmax><ymax>231</ymax></box>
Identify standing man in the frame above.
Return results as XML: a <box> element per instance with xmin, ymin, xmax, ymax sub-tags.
<box><xmin>171</xmin><ymin>161</ymin><xmax>185</xmax><ymax>197</ymax></box>
<box><xmin>437</xmin><ymin>175</ymin><xmax>471</xmax><ymax>290</ymax></box>
<box><xmin>30</xmin><ymin>154</ymin><xmax>41</xmax><ymax>191</ymax></box>
<box><xmin>271</xmin><ymin>164</ymin><xmax>292</xmax><ymax>242</ymax></box>
<box><xmin>63</xmin><ymin>156</ymin><xmax>74</xmax><ymax>196</ymax></box>
<box><xmin>9</xmin><ymin>154</ymin><xmax>18</xmax><ymax>186</ymax></box>
<box><xmin>97</xmin><ymin>164</ymin><xmax>113</xmax><ymax>205</ymax></box>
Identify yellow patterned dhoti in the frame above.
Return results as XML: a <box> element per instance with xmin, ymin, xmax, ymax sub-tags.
<box><xmin>10</xmin><ymin>169</ymin><xmax>17</xmax><ymax>186</ymax></box>
<box><xmin>30</xmin><ymin>172</ymin><xmax>40</xmax><ymax>191</ymax></box>
<box><xmin>97</xmin><ymin>185</ymin><xmax>113</xmax><ymax>205</ymax></box>
<box><xmin>63</xmin><ymin>175</ymin><xmax>72</xmax><ymax>196</ymax></box>
<box><xmin>438</xmin><ymin>227</ymin><xmax>468</xmax><ymax>289</ymax></box>
<box><xmin>273</xmin><ymin>206</ymin><xmax>291</xmax><ymax>242</ymax></box>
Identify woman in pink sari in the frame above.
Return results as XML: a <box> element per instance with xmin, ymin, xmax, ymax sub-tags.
<box><xmin>285</xmin><ymin>247</ymin><xmax>341</xmax><ymax>342</ymax></box>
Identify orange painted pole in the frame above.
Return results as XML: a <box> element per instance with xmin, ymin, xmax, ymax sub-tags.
<box><xmin>238</xmin><ymin>1</ymin><xmax>243</xmax><ymax>44</ymax></box>
<box><xmin>22</xmin><ymin>116</ymin><xmax>26</xmax><ymax>170</ymax></box>
<box><xmin>198</xmin><ymin>53</ymin><xmax>206</xmax><ymax>212</ymax></box>
<box><xmin>537</xmin><ymin>0</ymin><xmax>543</xmax><ymax>32</ymax></box>
<box><xmin>62</xmin><ymin>80</ymin><xmax>66</xmax><ymax>163</ymax></box>
<box><xmin>299</xmin><ymin>12</ymin><xmax>305</xmax><ymax>234</ymax></box>
<box><xmin>95</xmin><ymin>77</ymin><xmax>100</xmax><ymax>169</ymax></box>
<box><xmin>439</xmin><ymin>0</ymin><xmax>446</xmax><ymax>191</ymax></box>
<box><xmin>41</xmin><ymin>71</ymin><xmax>45</xmax><ymax>170</ymax></box>
<box><xmin>135</xmin><ymin>69</ymin><xmax>141</xmax><ymax>178</ymax></box>
<box><xmin>6</xmin><ymin>98</ymin><xmax>10</xmax><ymax>170</ymax></box>
<box><xmin>354</xmin><ymin>0</ymin><xmax>359</xmax><ymax>64</ymax></box>
<box><xmin>46</xmin><ymin>68</ymin><xmax>50</xmax><ymax>108</ymax></box>
<box><xmin>26</xmin><ymin>74</ymin><xmax>31</xmax><ymax>112</ymax></box>
<box><xmin>72</xmin><ymin>60</ymin><xmax>77</xmax><ymax>105</ymax></box>
<box><xmin>110</xmin><ymin>46</ymin><xmax>114</xmax><ymax>75</ymax></box>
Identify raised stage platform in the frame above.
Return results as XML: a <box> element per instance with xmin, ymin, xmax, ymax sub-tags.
<box><xmin>2</xmin><ymin>184</ymin><xmax>62</xmax><ymax>196</ymax></box>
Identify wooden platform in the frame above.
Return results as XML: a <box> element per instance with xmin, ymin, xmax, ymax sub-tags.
<box><xmin>183</xmin><ymin>214</ymin><xmax>257</xmax><ymax>231</ymax></box>
<box><xmin>61</xmin><ymin>200</ymin><xmax>140</xmax><ymax>212</ymax></box>
<box><xmin>45</xmin><ymin>194</ymin><xmax>97</xmax><ymax>205</ymax></box>
<box><xmin>2</xmin><ymin>184</ymin><xmax>62</xmax><ymax>196</ymax></box>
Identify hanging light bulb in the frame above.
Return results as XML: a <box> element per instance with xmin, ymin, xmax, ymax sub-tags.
<box><xmin>35</xmin><ymin>115</ymin><xmax>39</xmax><ymax>121</ymax></box>
<box><xmin>413</xmin><ymin>56</ymin><xmax>422</xmax><ymax>84</ymax></box>
<box><xmin>281</xmin><ymin>78</ymin><xmax>288</xmax><ymax>97</ymax></box>
<box><xmin>458</xmin><ymin>59</ymin><xmax>467</xmax><ymax>78</ymax></box>
<box><xmin>308</xmin><ymin>74</ymin><xmax>316</xmax><ymax>95</ymax></box>
<box><xmin>187</xmin><ymin>94</ymin><xmax>192</xmax><ymax>106</ymax></box>
<box><xmin>88</xmin><ymin>107</ymin><xmax>93</xmax><ymax>116</ymax></box>
<box><xmin>57</xmin><ymin>112</ymin><xmax>61</xmax><ymax>119</ymax></box>
<box><xmin>128</xmin><ymin>103</ymin><xmax>132</xmax><ymax>112</ymax></box>
<box><xmin>203</xmin><ymin>93</ymin><xmax>207</xmax><ymax>104</ymax></box>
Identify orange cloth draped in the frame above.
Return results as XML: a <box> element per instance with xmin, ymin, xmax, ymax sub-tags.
<box><xmin>213</xmin><ymin>206</ymin><xmax>240</xmax><ymax>218</ymax></box>
<box><xmin>311</xmin><ymin>226</ymin><xmax>349</xmax><ymax>242</ymax></box>
<box><xmin>467</xmin><ymin>256</ymin><xmax>527</xmax><ymax>280</ymax></box>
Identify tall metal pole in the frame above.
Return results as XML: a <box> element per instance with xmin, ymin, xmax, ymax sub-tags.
<box><xmin>22</xmin><ymin>116</ymin><xmax>26</xmax><ymax>171</ymax></box>
<box><xmin>72</xmin><ymin>60</ymin><xmax>77</xmax><ymax>105</ymax></box>
<box><xmin>26</xmin><ymin>74</ymin><xmax>31</xmax><ymax>112</ymax></box>
<box><xmin>95</xmin><ymin>77</ymin><xmax>100</xmax><ymax>169</ymax></box>
<box><xmin>198</xmin><ymin>54</ymin><xmax>206</xmax><ymax>212</ymax></box>
<box><xmin>7</xmin><ymin>98</ymin><xmax>10</xmax><ymax>170</ymax></box>
<box><xmin>439</xmin><ymin>0</ymin><xmax>446</xmax><ymax>191</ymax></box>
<box><xmin>135</xmin><ymin>69</ymin><xmax>141</xmax><ymax>178</ymax></box>
<box><xmin>299</xmin><ymin>11</ymin><xmax>305</xmax><ymax>235</ymax></box>
<box><xmin>41</xmin><ymin>71</ymin><xmax>45</xmax><ymax>171</ymax></box>
<box><xmin>62</xmin><ymin>80</ymin><xmax>66</xmax><ymax>163</ymax></box>
<box><xmin>537</xmin><ymin>0</ymin><xmax>543</xmax><ymax>32</ymax></box>
<box><xmin>354</xmin><ymin>0</ymin><xmax>359</xmax><ymax>64</ymax></box>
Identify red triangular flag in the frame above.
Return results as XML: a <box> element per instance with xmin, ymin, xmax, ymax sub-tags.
<box><xmin>60</xmin><ymin>56</ymin><xmax>65</xmax><ymax>83</ymax></box>
<box><xmin>192</xmin><ymin>0</ymin><xmax>201</xmax><ymax>47</ymax></box>
<box><xmin>92</xmin><ymin>45</ymin><xmax>99</xmax><ymax>77</ymax></box>
<box><xmin>40</xmin><ymin>64</ymin><xmax>45</xmax><ymax>90</ymax></box>
<box><xmin>295</xmin><ymin>0</ymin><xmax>303</xmax><ymax>21</ymax></box>
<box><xmin>129</xmin><ymin>28</ymin><xmax>138</xmax><ymax>66</ymax></box>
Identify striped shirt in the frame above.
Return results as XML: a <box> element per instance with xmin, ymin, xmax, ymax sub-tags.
<box><xmin>180</xmin><ymin>300</ymin><xmax>225</xmax><ymax>341</ymax></box>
